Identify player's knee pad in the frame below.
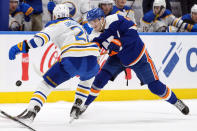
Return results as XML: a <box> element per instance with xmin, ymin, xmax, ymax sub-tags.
<box><xmin>93</xmin><ymin>70</ymin><xmax>112</xmax><ymax>89</ymax></box>
<box><xmin>148</xmin><ymin>80</ymin><xmax>166</xmax><ymax>96</ymax></box>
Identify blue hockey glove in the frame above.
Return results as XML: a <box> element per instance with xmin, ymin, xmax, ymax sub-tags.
<box><xmin>9</xmin><ymin>40</ymin><xmax>29</xmax><ymax>60</ymax></box>
<box><xmin>83</xmin><ymin>23</ymin><xmax>93</xmax><ymax>35</ymax></box>
<box><xmin>47</xmin><ymin>1</ymin><xmax>56</xmax><ymax>14</ymax></box>
<box><xmin>20</xmin><ymin>2</ymin><xmax>34</xmax><ymax>16</ymax></box>
<box><xmin>108</xmin><ymin>39</ymin><xmax>122</xmax><ymax>56</ymax></box>
<box><xmin>191</xmin><ymin>24</ymin><xmax>197</xmax><ymax>32</ymax></box>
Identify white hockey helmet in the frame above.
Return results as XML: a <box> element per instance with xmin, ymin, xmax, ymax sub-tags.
<box><xmin>153</xmin><ymin>0</ymin><xmax>166</xmax><ymax>8</ymax></box>
<box><xmin>10</xmin><ymin>0</ymin><xmax>19</xmax><ymax>2</ymax></box>
<box><xmin>53</xmin><ymin>4</ymin><xmax>70</xmax><ymax>19</ymax></box>
<box><xmin>191</xmin><ymin>4</ymin><xmax>197</xmax><ymax>14</ymax></box>
<box><xmin>99</xmin><ymin>0</ymin><xmax>114</xmax><ymax>4</ymax></box>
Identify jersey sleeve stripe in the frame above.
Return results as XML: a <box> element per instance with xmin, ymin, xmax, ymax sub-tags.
<box><xmin>35</xmin><ymin>32</ymin><xmax>50</xmax><ymax>45</ymax></box>
<box><xmin>29</xmin><ymin>39</ymin><xmax>38</xmax><ymax>48</ymax></box>
<box><xmin>61</xmin><ymin>42</ymin><xmax>97</xmax><ymax>51</ymax></box>
<box><xmin>25</xmin><ymin>7</ymin><xmax>34</xmax><ymax>16</ymax></box>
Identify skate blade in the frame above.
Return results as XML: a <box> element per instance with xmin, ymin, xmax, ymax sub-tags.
<box><xmin>69</xmin><ymin>117</ymin><xmax>75</xmax><ymax>124</ymax></box>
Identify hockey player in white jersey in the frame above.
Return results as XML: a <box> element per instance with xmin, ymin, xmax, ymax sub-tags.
<box><xmin>111</xmin><ymin>0</ymin><xmax>136</xmax><ymax>24</ymax></box>
<box><xmin>8</xmin><ymin>4</ymin><xmax>100</xmax><ymax>121</ymax></box>
<box><xmin>139</xmin><ymin>0</ymin><xmax>197</xmax><ymax>32</ymax></box>
<box><xmin>167</xmin><ymin>4</ymin><xmax>197</xmax><ymax>32</ymax></box>
<box><xmin>47</xmin><ymin>0</ymin><xmax>93</xmax><ymax>34</ymax></box>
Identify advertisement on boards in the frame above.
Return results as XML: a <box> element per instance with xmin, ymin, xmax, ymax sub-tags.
<box><xmin>0</xmin><ymin>33</ymin><xmax>196</xmax><ymax>92</ymax></box>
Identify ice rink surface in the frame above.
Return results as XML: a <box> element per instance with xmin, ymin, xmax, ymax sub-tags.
<box><xmin>0</xmin><ymin>100</ymin><xmax>197</xmax><ymax>131</ymax></box>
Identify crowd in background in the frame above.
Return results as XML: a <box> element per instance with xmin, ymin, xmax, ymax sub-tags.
<box><xmin>9</xmin><ymin>0</ymin><xmax>197</xmax><ymax>32</ymax></box>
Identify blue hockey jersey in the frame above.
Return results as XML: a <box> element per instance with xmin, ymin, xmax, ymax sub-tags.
<box><xmin>93</xmin><ymin>14</ymin><xmax>145</xmax><ymax>66</ymax></box>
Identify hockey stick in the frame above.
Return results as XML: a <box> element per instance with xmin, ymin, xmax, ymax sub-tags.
<box><xmin>0</xmin><ymin>110</ymin><xmax>36</xmax><ymax>131</ymax></box>
<box><xmin>126</xmin><ymin>0</ymin><xmax>136</xmax><ymax>17</ymax></box>
<box><xmin>49</xmin><ymin>0</ymin><xmax>54</xmax><ymax>20</ymax></box>
<box><xmin>147</xmin><ymin>5</ymin><xmax>165</xmax><ymax>31</ymax></box>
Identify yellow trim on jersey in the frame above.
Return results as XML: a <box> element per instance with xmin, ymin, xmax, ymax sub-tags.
<box><xmin>76</xmin><ymin>88</ymin><xmax>89</xmax><ymax>95</ymax></box>
<box><xmin>126</xmin><ymin>9</ymin><xmax>134</xmax><ymax>13</ymax></box>
<box><xmin>0</xmin><ymin>88</ymin><xmax>197</xmax><ymax>103</ymax></box>
<box><xmin>142</xmin><ymin>19</ymin><xmax>151</xmax><ymax>24</ymax></box>
<box><xmin>173</xmin><ymin>19</ymin><xmax>179</xmax><ymax>26</ymax></box>
<box><xmin>61</xmin><ymin>42</ymin><xmax>95</xmax><ymax>51</ymax></box>
<box><xmin>62</xmin><ymin>48</ymin><xmax>99</xmax><ymax>54</ymax></box>
<box><xmin>46</xmin><ymin>76</ymin><xmax>58</xmax><ymax>87</ymax></box>
<box><xmin>162</xmin><ymin>14</ymin><xmax>172</xmax><ymax>19</ymax></box>
<box><xmin>36</xmin><ymin>33</ymin><xmax>49</xmax><ymax>44</ymax></box>
<box><xmin>17</xmin><ymin>42</ymin><xmax>23</xmax><ymax>51</ymax></box>
<box><xmin>187</xmin><ymin>24</ymin><xmax>193</xmax><ymax>31</ymax></box>
<box><xmin>25</xmin><ymin>7</ymin><xmax>34</xmax><ymax>16</ymax></box>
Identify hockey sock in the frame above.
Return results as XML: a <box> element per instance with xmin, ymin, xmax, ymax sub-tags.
<box><xmin>74</xmin><ymin>77</ymin><xmax>95</xmax><ymax>107</ymax></box>
<box><xmin>148</xmin><ymin>80</ymin><xmax>178</xmax><ymax>104</ymax></box>
<box><xmin>28</xmin><ymin>80</ymin><xmax>53</xmax><ymax>111</ymax></box>
<box><xmin>84</xmin><ymin>70</ymin><xmax>112</xmax><ymax>106</ymax></box>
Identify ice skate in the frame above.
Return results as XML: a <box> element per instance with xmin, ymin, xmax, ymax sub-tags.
<box><xmin>16</xmin><ymin>105</ymin><xmax>40</xmax><ymax>122</ymax></box>
<box><xmin>174</xmin><ymin>99</ymin><xmax>189</xmax><ymax>115</ymax></box>
<box><xmin>70</xmin><ymin>98</ymin><xmax>83</xmax><ymax>120</ymax></box>
<box><xmin>79</xmin><ymin>105</ymin><xmax>88</xmax><ymax>116</ymax></box>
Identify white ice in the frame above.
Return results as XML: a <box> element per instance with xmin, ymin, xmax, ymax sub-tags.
<box><xmin>0</xmin><ymin>100</ymin><xmax>197</xmax><ymax>131</ymax></box>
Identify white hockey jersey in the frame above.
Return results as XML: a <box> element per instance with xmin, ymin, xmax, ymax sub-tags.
<box><xmin>53</xmin><ymin>0</ymin><xmax>90</xmax><ymax>23</ymax></box>
<box><xmin>139</xmin><ymin>9</ymin><xmax>194</xmax><ymax>32</ymax></box>
<box><xmin>27</xmin><ymin>18</ymin><xmax>99</xmax><ymax>58</ymax></box>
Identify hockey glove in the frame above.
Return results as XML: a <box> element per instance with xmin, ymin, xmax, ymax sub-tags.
<box><xmin>83</xmin><ymin>23</ymin><xmax>93</xmax><ymax>35</ymax></box>
<box><xmin>191</xmin><ymin>24</ymin><xmax>197</xmax><ymax>32</ymax></box>
<box><xmin>20</xmin><ymin>2</ymin><xmax>34</xmax><ymax>16</ymax></box>
<box><xmin>9</xmin><ymin>40</ymin><xmax>29</xmax><ymax>60</ymax></box>
<box><xmin>47</xmin><ymin>1</ymin><xmax>56</xmax><ymax>14</ymax></box>
<box><xmin>108</xmin><ymin>39</ymin><xmax>122</xmax><ymax>56</ymax></box>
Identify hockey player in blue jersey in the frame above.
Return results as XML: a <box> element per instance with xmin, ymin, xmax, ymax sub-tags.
<box><xmin>8</xmin><ymin>4</ymin><xmax>100</xmax><ymax>121</ymax></box>
<box><xmin>78</xmin><ymin>8</ymin><xmax>190</xmax><ymax>117</ymax></box>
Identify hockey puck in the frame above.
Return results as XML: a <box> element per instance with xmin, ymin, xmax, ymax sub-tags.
<box><xmin>16</xmin><ymin>80</ymin><xmax>22</xmax><ymax>87</ymax></box>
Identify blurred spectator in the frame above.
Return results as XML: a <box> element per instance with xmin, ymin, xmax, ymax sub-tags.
<box><xmin>47</xmin><ymin>0</ymin><xmax>92</xmax><ymax>34</ymax></box>
<box><xmin>179</xmin><ymin>0</ymin><xmax>197</xmax><ymax>15</ymax></box>
<box><xmin>21</xmin><ymin>0</ymin><xmax>43</xmax><ymax>31</ymax></box>
<box><xmin>182</xmin><ymin>4</ymin><xmax>197</xmax><ymax>24</ymax></box>
<box><xmin>142</xmin><ymin>0</ymin><xmax>171</xmax><ymax>15</ymax></box>
<box><xmin>168</xmin><ymin>4</ymin><xmax>197</xmax><ymax>32</ymax></box>
<box><xmin>9</xmin><ymin>0</ymin><xmax>34</xmax><ymax>31</ymax></box>
<box><xmin>111</xmin><ymin>0</ymin><xmax>136</xmax><ymax>24</ymax></box>
<box><xmin>139</xmin><ymin>0</ymin><xmax>197</xmax><ymax>32</ymax></box>
<box><xmin>98</xmin><ymin>0</ymin><xmax>114</xmax><ymax>16</ymax></box>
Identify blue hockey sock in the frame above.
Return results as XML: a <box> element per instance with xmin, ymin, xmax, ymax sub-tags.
<box><xmin>148</xmin><ymin>80</ymin><xmax>178</xmax><ymax>104</ymax></box>
<box><xmin>84</xmin><ymin>70</ymin><xmax>112</xmax><ymax>106</ymax></box>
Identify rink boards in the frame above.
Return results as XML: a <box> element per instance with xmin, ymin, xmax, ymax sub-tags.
<box><xmin>0</xmin><ymin>32</ymin><xmax>196</xmax><ymax>103</ymax></box>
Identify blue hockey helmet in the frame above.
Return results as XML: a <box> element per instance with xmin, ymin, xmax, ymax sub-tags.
<box><xmin>87</xmin><ymin>8</ymin><xmax>105</xmax><ymax>22</ymax></box>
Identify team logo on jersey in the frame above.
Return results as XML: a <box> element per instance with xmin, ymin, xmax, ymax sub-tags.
<box><xmin>63</xmin><ymin>2</ymin><xmax>76</xmax><ymax>17</ymax></box>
